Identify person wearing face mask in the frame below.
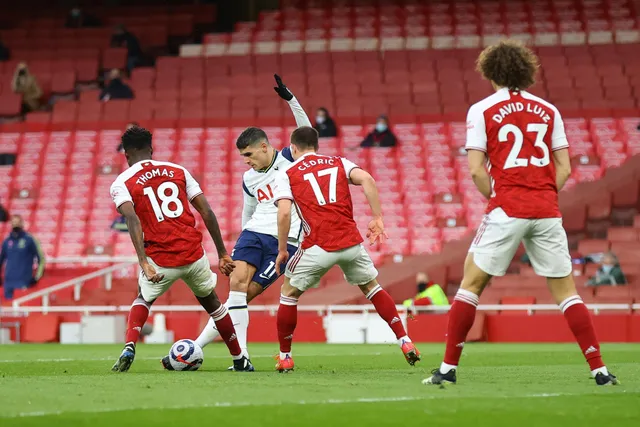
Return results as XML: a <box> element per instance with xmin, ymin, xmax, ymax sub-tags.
<box><xmin>587</xmin><ymin>252</ymin><xmax>627</xmax><ymax>286</ymax></box>
<box><xmin>360</xmin><ymin>115</ymin><xmax>398</xmax><ymax>148</ymax></box>
<box><xmin>314</xmin><ymin>107</ymin><xmax>337</xmax><ymax>138</ymax></box>
<box><xmin>403</xmin><ymin>272</ymin><xmax>448</xmax><ymax>308</ymax></box>
<box><xmin>100</xmin><ymin>69</ymin><xmax>134</xmax><ymax>101</ymax></box>
<box><xmin>11</xmin><ymin>63</ymin><xmax>42</xmax><ymax>113</ymax></box>
<box><xmin>0</xmin><ymin>215</ymin><xmax>46</xmax><ymax>300</ymax></box>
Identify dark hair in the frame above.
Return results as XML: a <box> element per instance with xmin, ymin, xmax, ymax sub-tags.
<box><xmin>476</xmin><ymin>40</ymin><xmax>539</xmax><ymax>90</ymax></box>
<box><xmin>290</xmin><ymin>126</ymin><xmax>319</xmax><ymax>151</ymax></box>
<box><xmin>121</xmin><ymin>126</ymin><xmax>152</xmax><ymax>152</ymax></box>
<box><xmin>236</xmin><ymin>127</ymin><xmax>269</xmax><ymax>150</ymax></box>
<box><xmin>317</xmin><ymin>107</ymin><xmax>330</xmax><ymax>116</ymax></box>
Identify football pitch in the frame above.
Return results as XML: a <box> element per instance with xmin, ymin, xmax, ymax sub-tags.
<box><xmin>0</xmin><ymin>343</ymin><xmax>638</xmax><ymax>427</ymax></box>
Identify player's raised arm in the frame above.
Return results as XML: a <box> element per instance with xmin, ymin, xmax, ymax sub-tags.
<box><xmin>273</xmin><ymin>74</ymin><xmax>312</xmax><ymax>128</ymax></box>
<box><xmin>348</xmin><ymin>163</ymin><xmax>388</xmax><ymax>245</ymax></box>
<box><xmin>190</xmin><ymin>194</ymin><xmax>235</xmax><ymax>276</ymax></box>
<box><xmin>117</xmin><ymin>202</ymin><xmax>164</xmax><ymax>283</ymax></box>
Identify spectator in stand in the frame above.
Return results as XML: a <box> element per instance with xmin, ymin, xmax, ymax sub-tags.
<box><xmin>12</xmin><ymin>63</ymin><xmax>42</xmax><ymax>113</ymax></box>
<box><xmin>111</xmin><ymin>25</ymin><xmax>142</xmax><ymax>72</ymax></box>
<box><xmin>361</xmin><ymin>115</ymin><xmax>397</xmax><ymax>148</ymax></box>
<box><xmin>587</xmin><ymin>252</ymin><xmax>627</xmax><ymax>286</ymax></box>
<box><xmin>314</xmin><ymin>107</ymin><xmax>337</xmax><ymax>138</ymax></box>
<box><xmin>403</xmin><ymin>272</ymin><xmax>448</xmax><ymax>308</ymax></box>
<box><xmin>0</xmin><ymin>202</ymin><xmax>7</xmax><ymax>222</ymax></box>
<box><xmin>65</xmin><ymin>7</ymin><xmax>101</xmax><ymax>28</ymax></box>
<box><xmin>100</xmin><ymin>69</ymin><xmax>134</xmax><ymax>102</ymax></box>
<box><xmin>0</xmin><ymin>37</ymin><xmax>9</xmax><ymax>61</ymax></box>
<box><xmin>0</xmin><ymin>215</ymin><xmax>45</xmax><ymax>300</ymax></box>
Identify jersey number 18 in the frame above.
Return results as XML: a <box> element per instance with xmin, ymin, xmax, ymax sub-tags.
<box><xmin>143</xmin><ymin>182</ymin><xmax>184</xmax><ymax>222</ymax></box>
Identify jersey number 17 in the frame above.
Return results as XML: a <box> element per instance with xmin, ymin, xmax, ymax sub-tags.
<box><xmin>304</xmin><ymin>167</ymin><xmax>338</xmax><ymax>206</ymax></box>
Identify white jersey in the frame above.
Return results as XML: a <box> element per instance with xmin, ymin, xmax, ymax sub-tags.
<box><xmin>242</xmin><ymin>148</ymin><xmax>302</xmax><ymax>243</ymax></box>
<box><xmin>240</xmin><ymin>96</ymin><xmax>311</xmax><ymax>244</ymax></box>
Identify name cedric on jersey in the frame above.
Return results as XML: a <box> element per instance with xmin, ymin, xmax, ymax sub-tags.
<box><xmin>135</xmin><ymin>168</ymin><xmax>175</xmax><ymax>186</ymax></box>
<box><xmin>297</xmin><ymin>157</ymin><xmax>336</xmax><ymax>171</ymax></box>
<box><xmin>491</xmin><ymin>102</ymin><xmax>551</xmax><ymax>124</ymax></box>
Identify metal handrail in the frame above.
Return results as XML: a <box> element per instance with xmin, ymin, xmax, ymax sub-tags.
<box><xmin>11</xmin><ymin>262</ymin><xmax>137</xmax><ymax>312</ymax></box>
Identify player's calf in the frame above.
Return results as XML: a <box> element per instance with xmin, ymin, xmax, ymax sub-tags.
<box><xmin>360</xmin><ymin>281</ymin><xmax>421</xmax><ymax>366</ymax></box>
<box><xmin>113</xmin><ymin>297</ymin><xmax>151</xmax><ymax>372</ymax></box>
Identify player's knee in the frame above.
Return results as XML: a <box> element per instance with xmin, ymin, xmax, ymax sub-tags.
<box><xmin>358</xmin><ymin>280</ymin><xmax>378</xmax><ymax>295</ymax></box>
<box><xmin>229</xmin><ymin>273</ymin><xmax>250</xmax><ymax>292</ymax></box>
<box><xmin>280</xmin><ymin>282</ymin><xmax>302</xmax><ymax>298</ymax></box>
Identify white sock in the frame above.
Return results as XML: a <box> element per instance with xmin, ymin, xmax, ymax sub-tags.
<box><xmin>280</xmin><ymin>351</ymin><xmax>292</xmax><ymax>359</ymax></box>
<box><xmin>397</xmin><ymin>335</ymin><xmax>411</xmax><ymax>347</ymax></box>
<box><xmin>195</xmin><ymin>316</ymin><xmax>220</xmax><ymax>349</ymax></box>
<box><xmin>591</xmin><ymin>366</ymin><xmax>609</xmax><ymax>377</ymax></box>
<box><xmin>440</xmin><ymin>362</ymin><xmax>457</xmax><ymax>374</ymax></box>
<box><xmin>227</xmin><ymin>291</ymin><xmax>250</xmax><ymax>358</ymax></box>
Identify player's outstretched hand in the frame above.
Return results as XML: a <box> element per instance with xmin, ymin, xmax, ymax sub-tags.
<box><xmin>275</xmin><ymin>249</ymin><xmax>290</xmax><ymax>275</ymax></box>
<box><xmin>366</xmin><ymin>217</ymin><xmax>388</xmax><ymax>245</ymax></box>
<box><xmin>142</xmin><ymin>262</ymin><xmax>164</xmax><ymax>283</ymax></box>
<box><xmin>219</xmin><ymin>254</ymin><xmax>235</xmax><ymax>276</ymax></box>
<box><xmin>273</xmin><ymin>74</ymin><xmax>294</xmax><ymax>101</ymax></box>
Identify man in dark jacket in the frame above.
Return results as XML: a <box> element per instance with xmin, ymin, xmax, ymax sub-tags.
<box><xmin>361</xmin><ymin>115</ymin><xmax>398</xmax><ymax>147</ymax></box>
<box><xmin>100</xmin><ymin>69</ymin><xmax>134</xmax><ymax>101</ymax></box>
<box><xmin>111</xmin><ymin>25</ymin><xmax>142</xmax><ymax>71</ymax></box>
<box><xmin>0</xmin><ymin>215</ymin><xmax>45</xmax><ymax>300</ymax></box>
<box><xmin>0</xmin><ymin>37</ymin><xmax>9</xmax><ymax>61</ymax></box>
<box><xmin>314</xmin><ymin>107</ymin><xmax>338</xmax><ymax>138</ymax></box>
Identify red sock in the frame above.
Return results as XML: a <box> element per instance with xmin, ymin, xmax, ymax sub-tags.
<box><xmin>367</xmin><ymin>286</ymin><xmax>407</xmax><ymax>339</ymax></box>
<box><xmin>443</xmin><ymin>289</ymin><xmax>479</xmax><ymax>366</ymax></box>
<box><xmin>211</xmin><ymin>305</ymin><xmax>241</xmax><ymax>357</ymax></box>
<box><xmin>561</xmin><ymin>296</ymin><xmax>604</xmax><ymax>371</ymax></box>
<box><xmin>124</xmin><ymin>299</ymin><xmax>150</xmax><ymax>345</ymax></box>
<box><xmin>278</xmin><ymin>295</ymin><xmax>298</xmax><ymax>353</ymax></box>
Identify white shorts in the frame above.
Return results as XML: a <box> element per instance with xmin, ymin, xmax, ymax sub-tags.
<box><xmin>469</xmin><ymin>208</ymin><xmax>572</xmax><ymax>278</ymax></box>
<box><xmin>139</xmin><ymin>254</ymin><xmax>217</xmax><ymax>302</ymax></box>
<box><xmin>285</xmin><ymin>244</ymin><xmax>378</xmax><ymax>292</ymax></box>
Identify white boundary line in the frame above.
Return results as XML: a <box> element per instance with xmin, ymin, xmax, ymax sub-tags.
<box><xmin>3</xmin><ymin>391</ymin><xmax>637</xmax><ymax>419</ymax></box>
<box><xmin>0</xmin><ymin>352</ymin><xmax>384</xmax><ymax>363</ymax></box>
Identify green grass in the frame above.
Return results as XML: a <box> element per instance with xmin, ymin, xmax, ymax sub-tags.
<box><xmin>0</xmin><ymin>343</ymin><xmax>638</xmax><ymax>427</ymax></box>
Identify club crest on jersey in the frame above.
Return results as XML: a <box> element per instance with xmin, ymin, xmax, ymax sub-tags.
<box><xmin>256</xmin><ymin>184</ymin><xmax>275</xmax><ymax>202</ymax></box>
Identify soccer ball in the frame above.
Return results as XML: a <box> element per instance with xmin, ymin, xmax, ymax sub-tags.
<box><xmin>169</xmin><ymin>339</ymin><xmax>204</xmax><ymax>371</ymax></box>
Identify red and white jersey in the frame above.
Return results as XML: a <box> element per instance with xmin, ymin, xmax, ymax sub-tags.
<box><xmin>466</xmin><ymin>88</ymin><xmax>569</xmax><ymax>219</ymax></box>
<box><xmin>110</xmin><ymin>159</ymin><xmax>205</xmax><ymax>268</ymax></box>
<box><xmin>273</xmin><ymin>153</ymin><xmax>363</xmax><ymax>252</ymax></box>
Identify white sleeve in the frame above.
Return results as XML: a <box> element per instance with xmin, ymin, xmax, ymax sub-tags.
<box><xmin>273</xmin><ymin>171</ymin><xmax>293</xmax><ymax>204</ymax></box>
<box><xmin>287</xmin><ymin>96</ymin><xmax>312</xmax><ymax>128</ymax></box>
<box><xmin>184</xmin><ymin>168</ymin><xmax>203</xmax><ymax>201</ymax></box>
<box><xmin>465</xmin><ymin>104</ymin><xmax>487</xmax><ymax>152</ymax></box>
<box><xmin>110</xmin><ymin>177</ymin><xmax>132</xmax><ymax>209</ymax></box>
<box><xmin>340</xmin><ymin>158</ymin><xmax>360</xmax><ymax>183</ymax></box>
<box><xmin>551</xmin><ymin>108</ymin><xmax>569</xmax><ymax>151</ymax></box>
<box><xmin>242</xmin><ymin>190</ymin><xmax>258</xmax><ymax>229</ymax></box>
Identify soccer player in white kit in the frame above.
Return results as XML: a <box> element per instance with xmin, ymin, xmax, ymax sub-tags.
<box><xmin>161</xmin><ymin>75</ymin><xmax>310</xmax><ymax>370</ymax></box>
<box><xmin>424</xmin><ymin>40</ymin><xmax>617</xmax><ymax>386</ymax></box>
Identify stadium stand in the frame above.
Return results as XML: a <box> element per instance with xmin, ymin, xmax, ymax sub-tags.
<box><xmin>0</xmin><ymin>0</ymin><xmax>639</xmax><ymax>317</ymax></box>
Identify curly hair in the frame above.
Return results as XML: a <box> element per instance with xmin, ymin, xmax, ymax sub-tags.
<box><xmin>121</xmin><ymin>126</ymin><xmax>152</xmax><ymax>152</ymax></box>
<box><xmin>476</xmin><ymin>40</ymin><xmax>539</xmax><ymax>91</ymax></box>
